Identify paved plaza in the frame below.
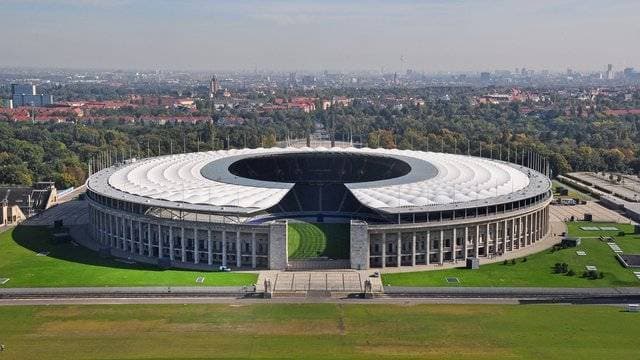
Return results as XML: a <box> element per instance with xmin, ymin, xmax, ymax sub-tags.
<box><xmin>551</xmin><ymin>201</ymin><xmax>633</xmax><ymax>224</ymax></box>
<box><xmin>569</xmin><ymin>172</ymin><xmax>640</xmax><ymax>201</ymax></box>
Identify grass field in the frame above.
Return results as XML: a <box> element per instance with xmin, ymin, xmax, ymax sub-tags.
<box><xmin>383</xmin><ymin>222</ymin><xmax>640</xmax><ymax>287</ymax></box>
<box><xmin>0</xmin><ymin>303</ymin><xmax>638</xmax><ymax>359</ymax></box>
<box><xmin>0</xmin><ymin>226</ymin><xmax>257</xmax><ymax>288</ymax></box>
<box><xmin>288</xmin><ymin>222</ymin><xmax>350</xmax><ymax>259</ymax></box>
<box><xmin>566</xmin><ymin>221</ymin><xmax>635</xmax><ymax>238</ymax></box>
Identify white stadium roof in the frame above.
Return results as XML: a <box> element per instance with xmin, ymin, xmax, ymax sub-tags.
<box><xmin>89</xmin><ymin>147</ymin><xmax>549</xmax><ymax>215</ymax></box>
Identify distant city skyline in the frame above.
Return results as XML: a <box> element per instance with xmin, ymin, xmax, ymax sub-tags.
<box><xmin>2</xmin><ymin>0</ymin><xmax>639</xmax><ymax>72</ymax></box>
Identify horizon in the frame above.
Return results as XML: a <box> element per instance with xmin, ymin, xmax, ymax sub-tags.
<box><xmin>2</xmin><ymin>0</ymin><xmax>639</xmax><ymax>72</ymax></box>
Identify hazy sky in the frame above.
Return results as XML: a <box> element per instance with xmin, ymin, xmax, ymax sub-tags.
<box><xmin>2</xmin><ymin>0</ymin><xmax>639</xmax><ymax>72</ymax></box>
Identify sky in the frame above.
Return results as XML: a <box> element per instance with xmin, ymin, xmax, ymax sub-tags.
<box><xmin>1</xmin><ymin>0</ymin><xmax>639</xmax><ymax>72</ymax></box>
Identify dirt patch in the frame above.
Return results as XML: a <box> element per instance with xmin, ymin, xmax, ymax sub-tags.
<box><xmin>418</xmin><ymin>304</ymin><xmax>507</xmax><ymax>316</ymax></box>
<box><xmin>356</xmin><ymin>344</ymin><xmax>516</xmax><ymax>359</ymax></box>
<box><xmin>39</xmin><ymin>319</ymin><xmax>166</xmax><ymax>334</ymax></box>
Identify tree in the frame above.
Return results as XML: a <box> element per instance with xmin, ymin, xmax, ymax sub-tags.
<box><xmin>263</xmin><ymin>133</ymin><xmax>277</xmax><ymax>148</ymax></box>
<box><xmin>0</xmin><ymin>164</ymin><xmax>33</xmax><ymax>186</ymax></box>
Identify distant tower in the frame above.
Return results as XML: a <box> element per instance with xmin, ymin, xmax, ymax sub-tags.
<box><xmin>606</xmin><ymin>64</ymin><xmax>614</xmax><ymax>80</ymax></box>
<box><xmin>209</xmin><ymin>75</ymin><xmax>220</xmax><ymax>98</ymax></box>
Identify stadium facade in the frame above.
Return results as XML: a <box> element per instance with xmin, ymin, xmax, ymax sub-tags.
<box><xmin>86</xmin><ymin>147</ymin><xmax>552</xmax><ymax>270</ymax></box>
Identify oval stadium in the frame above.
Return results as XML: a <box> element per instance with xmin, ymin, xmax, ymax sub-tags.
<box><xmin>86</xmin><ymin>147</ymin><xmax>553</xmax><ymax>270</ymax></box>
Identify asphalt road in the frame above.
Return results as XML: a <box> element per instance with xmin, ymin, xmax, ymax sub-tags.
<box><xmin>2</xmin><ymin>286</ymin><xmax>639</xmax><ymax>306</ymax></box>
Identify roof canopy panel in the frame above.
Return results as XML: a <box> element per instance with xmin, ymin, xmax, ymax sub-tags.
<box><xmin>97</xmin><ymin>147</ymin><xmax>545</xmax><ymax>214</ymax></box>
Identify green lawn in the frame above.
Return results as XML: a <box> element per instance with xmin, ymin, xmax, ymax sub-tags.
<box><xmin>288</xmin><ymin>222</ymin><xmax>349</xmax><ymax>259</ymax></box>
<box><xmin>567</xmin><ymin>221</ymin><xmax>640</xmax><ymax>253</ymax></box>
<box><xmin>0</xmin><ymin>303</ymin><xmax>638</xmax><ymax>359</ymax></box>
<box><xmin>0</xmin><ymin>226</ymin><xmax>257</xmax><ymax>288</ymax></box>
<box><xmin>383</xmin><ymin>222</ymin><xmax>640</xmax><ymax>287</ymax></box>
<box><xmin>566</xmin><ymin>221</ymin><xmax>635</xmax><ymax>238</ymax></box>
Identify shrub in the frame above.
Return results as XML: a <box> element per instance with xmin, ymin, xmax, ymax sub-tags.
<box><xmin>618</xmin><ymin>231</ymin><xmax>625</xmax><ymax>237</ymax></box>
<box><xmin>554</xmin><ymin>263</ymin><xmax>562</xmax><ymax>273</ymax></box>
<box><xmin>599</xmin><ymin>271</ymin><xmax>605</xmax><ymax>279</ymax></box>
<box><xmin>586</xmin><ymin>270</ymin><xmax>600</xmax><ymax>280</ymax></box>
<box><xmin>566</xmin><ymin>269</ymin><xmax>575</xmax><ymax>276</ymax></box>
<box><xmin>511</xmin><ymin>259</ymin><xmax>516</xmax><ymax>265</ymax></box>
<box><xmin>522</xmin><ymin>257</ymin><xmax>527</xmax><ymax>263</ymax></box>
<box><xmin>554</xmin><ymin>263</ymin><xmax>568</xmax><ymax>274</ymax></box>
<box><xmin>503</xmin><ymin>260</ymin><xmax>508</xmax><ymax>265</ymax></box>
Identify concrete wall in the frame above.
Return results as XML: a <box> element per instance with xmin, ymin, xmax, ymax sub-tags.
<box><xmin>350</xmin><ymin>220</ymin><xmax>370</xmax><ymax>270</ymax></box>
<box><xmin>268</xmin><ymin>220</ymin><xmax>288</xmax><ymax>270</ymax></box>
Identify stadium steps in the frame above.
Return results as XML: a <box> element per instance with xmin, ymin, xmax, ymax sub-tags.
<box><xmin>292</xmin><ymin>188</ymin><xmax>304</xmax><ymax>211</ymax></box>
<box><xmin>337</xmin><ymin>189</ymin><xmax>349</xmax><ymax>211</ymax></box>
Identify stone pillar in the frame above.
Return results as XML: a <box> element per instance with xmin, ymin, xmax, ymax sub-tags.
<box><xmin>439</xmin><ymin>229</ymin><xmax>444</xmax><ymax>264</ymax></box>
<box><xmin>194</xmin><ymin>228</ymin><xmax>199</xmax><ymax>264</ymax></box>
<box><xmin>268</xmin><ymin>220</ymin><xmax>288</xmax><ymax>270</ymax></box>
<box><xmin>486</xmin><ymin>223</ymin><xmax>491</xmax><ymax>255</ymax></box>
<box><xmin>533</xmin><ymin>211</ymin><xmax>537</xmax><ymax>242</ymax></box>
<box><xmin>169</xmin><ymin>226</ymin><xmax>174</xmax><ymax>261</ymax></box>
<box><xmin>452</xmin><ymin>228</ymin><xmax>457</xmax><ymax>260</ymax></box>
<box><xmin>236</xmin><ymin>230</ymin><xmax>241</xmax><ymax>268</ymax></box>
<box><xmin>207</xmin><ymin>229</ymin><xmax>213</xmax><ymax>265</ymax></box>
<box><xmin>503</xmin><ymin>220</ymin><xmax>508</xmax><ymax>252</ymax></box>
<box><xmin>222</xmin><ymin>231</ymin><xmax>228</xmax><ymax>267</ymax></box>
<box><xmin>381</xmin><ymin>233</ymin><xmax>387</xmax><ymax>268</ymax></box>
<box><xmin>98</xmin><ymin>211</ymin><xmax>104</xmax><ymax>244</ymax></box>
<box><xmin>112</xmin><ymin>214</ymin><xmax>116</xmax><ymax>248</ymax></box>
<box><xmin>158</xmin><ymin>224</ymin><xmax>163</xmax><ymax>259</ymax></box>
<box><xmin>251</xmin><ymin>232</ymin><xmax>257</xmax><ymax>269</ymax></box>
<box><xmin>350</xmin><ymin>220</ymin><xmax>369</xmax><ymax>270</ymax></box>
<box><xmin>129</xmin><ymin>218</ymin><xmax>135</xmax><ymax>254</ymax></box>
<box><xmin>102</xmin><ymin>212</ymin><xmax>107</xmax><ymax>245</ymax></box>
<box><xmin>121</xmin><ymin>216</ymin><xmax>126</xmax><ymax>250</ymax></box>
<box><xmin>396</xmin><ymin>232</ymin><xmax>402</xmax><ymax>267</ymax></box>
<box><xmin>181</xmin><ymin>227</ymin><xmax>186</xmax><ymax>262</ymax></box>
<box><xmin>109</xmin><ymin>214</ymin><xmax>114</xmax><ymax>247</ymax></box>
<box><xmin>146</xmin><ymin>222</ymin><xmax>151</xmax><ymax>256</ymax></box>
<box><xmin>511</xmin><ymin>218</ymin><xmax>516</xmax><ymax>249</ymax></box>
<box><xmin>411</xmin><ymin>232</ymin><xmax>416</xmax><ymax>266</ymax></box>
<box><xmin>524</xmin><ymin>215</ymin><xmax>529</xmax><ymax>245</ymax></box>
<box><xmin>519</xmin><ymin>217</ymin><xmax>523</xmax><ymax>247</ymax></box>
<box><xmin>463</xmin><ymin>227</ymin><xmax>469</xmax><ymax>260</ymax></box>
<box><xmin>426</xmin><ymin>231</ymin><xmax>430</xmax><ymax>265</ymax></box>
<box><xmin>536</xmin><ymin>211</ymin><xmax>540</xmax><ymax>241</ymax></box>
<box><xmin>105</xmin><ymin>212</ymin><xmax>108</xmax><ymax>245</ymax></box>
<box><xmin>475</xmin><ymin>225</ymin><xmax>480</xmax><ymax>257</ymax></box>
<box><xmin>138</xmin><ymin>221</ymin><xmax>143</xmax><ymax>255</ymax></box>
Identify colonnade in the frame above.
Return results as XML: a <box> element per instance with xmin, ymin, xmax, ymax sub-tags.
<box><xmin>366</xmin><ymin>205</ymin><xmax>550</xmax><ymax>268</ymax></box>
<box><xmin>88</xmin><ymin>202</ymin><xmax>272</xmax><ymax>269</ymax></box>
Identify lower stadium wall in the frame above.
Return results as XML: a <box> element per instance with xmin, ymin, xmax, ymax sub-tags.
<box><xmin>350</xmin><ymin>200</ymin><xmax>551</xmax><ymax>270</ymax></box>
<box><xmin>88</xmin><ymin>197</ymin><xmax>551</xmax><ymax>271</ymax></box>
<box><xmin>88</xmin><ymin>199</ymin><xmax>278</xmax><ymax>270</ymax></box>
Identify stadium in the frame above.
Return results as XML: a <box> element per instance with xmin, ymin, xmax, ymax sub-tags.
<box><xmin>86</xmin><ymin>147</ymin><xmax>553</xmax><ymax>271</ymax></box>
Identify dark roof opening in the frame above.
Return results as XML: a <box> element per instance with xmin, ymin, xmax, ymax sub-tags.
<box><xmin>227</xmin><ymin>152</ymin><xmax>411</xmax><ymax>184</ymax></box>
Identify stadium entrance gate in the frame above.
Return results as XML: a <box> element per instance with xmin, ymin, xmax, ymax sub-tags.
<box><xmin>287</xmin><ymin>259</ymin><xmax>351</xmax><ymax>270</ymax></box>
